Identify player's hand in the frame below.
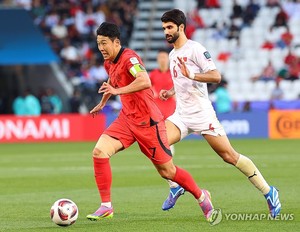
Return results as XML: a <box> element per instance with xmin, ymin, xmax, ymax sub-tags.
<box><xmin>99</xmin><ymin>82</ymin><xmax>119</xmax><ymax>95</ymax></box>
<box><xmin>159</xmin><ymin>89</ymin><xmax>170</xmax><ymax>101</ymax></box>
<box><xmin>90</xmin><ymin>102</ymin><xmax>105</xmax><ymax>117</ymax></box>
<box><xmin>177</xmin><ymin>57</ymin><xmax>191</xmax><ymax>78</ymax></box>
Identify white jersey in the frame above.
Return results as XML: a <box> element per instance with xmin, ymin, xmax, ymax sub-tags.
<box><xmin>168</xmin><ymin>40</ymin><xmax>225</xmax><ymax>139</ymax></box>
<box><xmin>169</xmin><ymin>39</ymin><xmax>216</xmax><ymax>116</ymax></box>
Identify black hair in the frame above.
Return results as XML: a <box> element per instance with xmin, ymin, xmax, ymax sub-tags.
<box><xmin>96</xmin><ymin>22</ymin><xmax>120</xmax><ymax>40</ymax></box>
<box><xmin>161</xmin><ymin>9</ymin><xmax>186</xmax><ymax>30</ymax></box>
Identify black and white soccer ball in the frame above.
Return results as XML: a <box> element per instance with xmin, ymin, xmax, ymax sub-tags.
<box><xmin>50</xmin><ymin>198</ymin><xmax>78</xmax><ymax>226</ymax></box>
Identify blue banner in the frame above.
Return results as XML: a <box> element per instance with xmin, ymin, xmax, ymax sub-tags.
<box><xmin>217</xmin><ymin>112</ymin><xmax>268</xmax><ymax>138</ymax></box>
<box><xmin>105</xmin><ymin>110</ymin><xmax>269</xmax><ymax>139</ymax></box>
<box><xmin>186</xmin><ymin>111</ymin><xmax>269</xmax><ymax>139</ymax></box>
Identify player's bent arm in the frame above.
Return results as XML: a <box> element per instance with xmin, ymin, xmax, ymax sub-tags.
<box><xmin>159</xmin><ymin>87</ymin><xmax>175</xmax><ymax>100</ymax></box>
<box><xmin>166</xmin><ymin>87</ymin><xmax>175</xmax><ymax>97</ymax></box>
<box><xmin>99</xmin><ymin>91</ymin><xmax>112</xmax><ymax>106</ymax></box>
<box><xmin>90</xmin><ymin>93</ymin><xmax>112</xmax><ymax>115</ymax></box>
<box><xmin>116</xmin><ymin>71</ymin><xmax>151</xmax><ymax>95</ymax></box>
<box><xmin>192</xmin><ymin>69</ymin><xmax>221</xmax><ymax>83</ymax></box>
<box><xmin>98</xmin><ymin>78</ymin><xmax>112</xmax><ymax>105</ymax></box>
<box><xmin>90</xmin><ymin>79</ymin><xmax>112</xmax><ymax>114</ymax></box>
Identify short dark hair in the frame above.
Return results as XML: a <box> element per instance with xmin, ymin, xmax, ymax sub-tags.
<box><xmin>161</xmin><ymin>9</ymin><xmax>186</xmax><ymax>30</ymax></box>
<box><xmin>96</xmin><ymin>22</ymin><xmax>120</xmax><ymax>40</ymax></box>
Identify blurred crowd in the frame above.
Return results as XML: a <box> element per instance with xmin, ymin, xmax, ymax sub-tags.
<box><xmin>12</xmin><ymin>87</ymin><xmax>62</xmax><ymax>115</ymax></box>
<box><xmin>1</xmin><ymin>0</ymin><xmax>138</xmax><ymax>115</ymax></box>
<box><xmin>184</xmin><ymin>0</ymin><xmax>300</xmax><ymax>113</ymax></box>
<box><xmin>186</xmin><ymin>0</ymin><xmax>300</xmax><ymax>85</ymax></box>
<box><xmin>1</xmin><ymin>0</ymin><xmax>300</xmax><ymax>116</ymax></box>
<box><xmin>31</xmin><ymin>0</ymin><xmax>138</xmax><ymax>111</ymax></box>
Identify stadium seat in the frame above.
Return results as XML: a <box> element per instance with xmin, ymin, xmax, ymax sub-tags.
<box><xmin>291</xmin><ymin>80</ymin><xmax>300</xmax><ymax>97</ymax></box>
<box><xmin>284</xmin><ymin>91</ymin><xmax>299</xmax><ymax>100</ymax></box>
<box><xmin>279</xmin><ymin>80</ymin><xmax>292</xmax><ymax>92</ymax></box>
<box><xmin>265</xmin><ymin>81</ymin><xmax>276</xmax><ymax>92</ymax></box>
<box><xmin>193</xmin><ymin>0</ymin><xmax>300</xmax><ymax>102</ymax></box>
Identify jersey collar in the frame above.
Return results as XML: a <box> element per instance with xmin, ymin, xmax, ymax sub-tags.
<box><xmin>113</xmin><ymin>47</ymin><xmax>125</xmax><ymax>64</ymax></box>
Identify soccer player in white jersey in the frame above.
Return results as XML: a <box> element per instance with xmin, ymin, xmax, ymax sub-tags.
<box><xmin>159</xmin><ymin>9</ymin><xmax>281</xmax><ymax>218</ymax></box>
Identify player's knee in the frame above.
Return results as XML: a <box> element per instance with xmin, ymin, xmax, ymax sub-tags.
<box><xmin>157</xmin><ymin>167</ymin><xmax>176</xmax><ymax>179</ymax></box>
<box><xmin>92</xmin><ymin>147</ymin><xmax>109</xmax><ymax>158</ymax></box>
<box><xmin>93</xmin><ymin>135</ymin><xmax>120</xmax><ymax>158</ymax></box>
<box><xmin>159</xmin><ymin>170</ymin><xmax>174</xmax><ymax>179</ymax></box>
<box><xmin>154</xmin><ymin>160</ymin><xmax>176</xmax><ymax>179</ymax></box>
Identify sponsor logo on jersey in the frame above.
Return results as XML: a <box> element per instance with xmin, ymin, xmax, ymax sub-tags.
<box><xmin>203</xmin><ymin>51</ymin><xmax>211</xmax><ymax>59</ymax></box>
<box><xmin>130</xmin><ymin>57</ymin><xmax>139</xmax><ymax>64</ymax></box>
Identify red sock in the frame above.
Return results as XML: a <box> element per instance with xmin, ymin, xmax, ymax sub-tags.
<box><xmin>93</xmin><ymin>157</ymin><xmax>112</xmax><ymax>202</ymax></box>
<box><xmin>172</xmin><ymin>166</ymin><xmax>202</xmax><ymax>199</ymax></box>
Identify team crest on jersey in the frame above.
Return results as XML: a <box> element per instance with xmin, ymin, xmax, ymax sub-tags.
<box><xmin>130</xmin><ymin>57</ymin><xmax>139</xmax><ymax>64</ymax></box>
<box><xmin>203</xmin><ymin>51</ymin><xmax>211</xmax><ymax>59</ymax></box>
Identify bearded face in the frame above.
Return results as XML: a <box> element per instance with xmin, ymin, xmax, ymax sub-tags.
<box><xmin>166</xmin><ymin>30</ymin><xmax>180</xmax><ymax>44</ymax></box>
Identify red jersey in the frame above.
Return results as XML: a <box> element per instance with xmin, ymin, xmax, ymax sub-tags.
<box><xmin>149</xmin><ymin>69</ymin><xmax>176</xmax><ymax>119</ymax></box>
<box><xmin>104</xmin><ymin>48</ymin><xmax>163</xmax><ymax>127</ymax></box>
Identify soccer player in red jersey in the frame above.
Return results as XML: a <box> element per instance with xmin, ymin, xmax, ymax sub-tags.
<box><xmin>149</xmin><ymin>49</ymin><xmax>176</xmax><ymax>120</ymax></box>
<box><xmin>86</xmin><ymin>22</ymin><xmax>216</xmax><ymax>223</ymax></box>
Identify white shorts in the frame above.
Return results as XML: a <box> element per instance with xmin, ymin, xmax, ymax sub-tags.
<box><xmin>167</xmin><ymin>110</ymin><xmax>226</xmax><ymax>140</ymax></box>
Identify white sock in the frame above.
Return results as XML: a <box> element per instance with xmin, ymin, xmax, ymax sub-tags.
<box><xmin>167</xmin><ymin>179</ymin><xmax>179</xmax><ymax>188</ymax></box>
<box><xmin>235</xmin><ymin>154</ymin><xmax>271</xmax><ymax>195</ymax></box>
<box><xmin>101</xmin><ymin>202</ymin><xmax>112</xmax><ymax>208</ymax></box>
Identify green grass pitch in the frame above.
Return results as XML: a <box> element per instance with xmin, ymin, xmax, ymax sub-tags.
<box><xmin>0</xmin><ymin>139</ymin><xmax>299</xmax><ymax>232</ymax></box>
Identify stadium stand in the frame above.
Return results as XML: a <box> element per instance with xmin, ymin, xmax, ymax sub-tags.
<box><xmin>0</xmin><ymin>0</ymin><xmax>299</xmax><ymax>114</ymax></box>
<box><xmin>132</xmin><ymin>0</ymin><xmax>300</xmax><ymax>105</ymax></box>
<box><xmin>0</xmin><ymin>0</ymin><xmax>138</xmax><ymax>113</ymax></box>
<box><xmin>129</xmin><ymin>0</ymin><xmax>174</xmax><ymax>70</ymax></box>
<box><xmin>189</xmin><ymin>0</ymin><xmax>300</xmax><ymax>102</ymax></box>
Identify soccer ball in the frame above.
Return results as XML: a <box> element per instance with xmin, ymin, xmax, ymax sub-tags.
<box><xmin>50</xmin><ymin>198</ymin><xmax>78</xmax><ymax>226</ymax></box>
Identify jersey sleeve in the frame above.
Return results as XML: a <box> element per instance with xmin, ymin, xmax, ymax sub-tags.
<box><xmin>193</xmin><ymin>44</ymin><xmax>216</xmax><ymax>73</ymax></box>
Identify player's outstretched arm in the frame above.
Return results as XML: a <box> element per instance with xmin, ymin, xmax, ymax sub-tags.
<box><xmin>177</xmin><ymin>57</ymin><xmax>221</xmax><ymax>83</ymax></box>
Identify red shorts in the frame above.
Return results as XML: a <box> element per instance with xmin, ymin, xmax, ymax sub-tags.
<box><xmin>103</xmin><ymin>117</ymin><xmax>172</xmax><ymax>165</ymax></box>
